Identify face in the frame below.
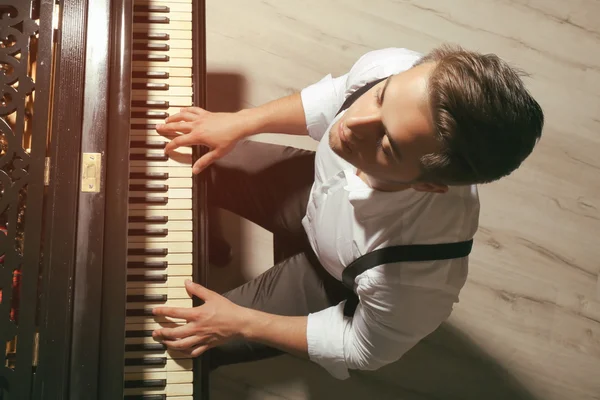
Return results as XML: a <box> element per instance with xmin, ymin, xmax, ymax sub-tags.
<box><xmin>328</xmin><ymin>62</ymin><xmax>446</xmax><ymax>193</ymax></box>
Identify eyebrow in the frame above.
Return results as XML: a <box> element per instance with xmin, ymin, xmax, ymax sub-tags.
<box><xmin>380</xmin><ymin>77</ymin><xmax>403</xmax><ymax>161</ymax></box>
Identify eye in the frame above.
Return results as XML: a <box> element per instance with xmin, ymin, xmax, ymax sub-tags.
<box><xmin>376</xmin><ymin>136</ymin><xmax>393</xmax><ymax>159</ymax></box>
<box><xmin>376</xmin><ymin>88</ymin><xmax>383</xmax><ymax>105</ymax></box>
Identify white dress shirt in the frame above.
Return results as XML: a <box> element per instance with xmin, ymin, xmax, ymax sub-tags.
<box><xmin>300</xmin><ymin>48</ymin><xmax>480</xmax><ymax>379</ymax></box>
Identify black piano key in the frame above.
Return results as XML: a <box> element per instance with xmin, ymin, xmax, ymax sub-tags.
<box><xmin>131</xmin><ymin>100</ymin><xmax>169</xmax><ymax>108</ymax></box>
<box><xmin>133</xmin><ymin>32</ymin><xmax>169</xmax><ymax>41</ymax></box>
<box><xmin>131</xmin><ymin>123</ymin><xmax>162</xmax><ymax>131</ymax></box>
<box><xmin>130</xmin><ymin>141</ymin><xmax>167</xmax><ymax>150</ymax></box>
<box><xmin>133</xmin><ymin>42</ymin><xmax>170</xmax><ymax>51</ymax></box>
<box><xmin>130</xmin><ymin>154</ymin><xmax>169</xmax><ymax>162</ymax></box>
<box><xmin>127</xmin><ymin>248</ymin><xmax>169</xmax><ymax>256</ymax></box>
<box><xmin>127</xmin><ymin>274</ymin><xmax>168</xmax><ymax>283</ymax></box>
<box><xmin>134</xmin><ymin>5</ymin><xmax>169</xmax><ymax>13</ymax></box>
<box><xmin>128</xmin><ymin>215</ymin><xmax>168</xmax><ymax>223</ymax></box>
<box><xmin>124</xmin><ymin>357</ymin><xmax>166</xmax><ymax>366</ymax></box>
<box><xmin>125</xmin><ymin>343</ymin><xmax>168</xmax><ymax>352</ymax></box>
<box><xmin>127</xmin><ymin>261</ymin><xmax>168</xmax><ymax>270</ymax></box>
<box><xmin>127</xmin><ymin>294</ymin><xmax>168</xmax><ymax>303</ymax></box>
<box><xmin>132</xmin><ymin>82</ymin><xmax>169</xmax><ymax>91</ymax></box>
<box><xmin>128</xmin><ymin>198</ymin><xmax>168</xmax><ymax>206</ymax></box>
<box><xmin>129</xmin><ymin>183</ymin><xmax>168</xmax><ymax>192</ymax></box>
<box><xmin>124</xmin><ymin>378</ymin><xmax>167</xmax><ymax>389</ymax></box>
<box><xmin>131</xmin><ymin>111</ymin><xmax>169</xmax><ymax>120</ymax></box>
<box><xmin>129</xmin><ymin>172</ymin><xmax>168</xmax><ymax>180</ymax></box>
<box><xmin>126</xmin><ymin>308</ymin><xmax>155</xmax><ymax>317</ymax></box>
<box><xmin>134</xmin><ymin>16</ymin><xmax>170</xmax><ymax>24</ymax></box>
<box><xmin>128</xmin><ymin>228</ymin><xmax>168</xmax><ymax>236</ymax></box>
<box><xmin>124</xmin><ymin>394</ymin><xmax>166</xmax><ymax>400</ymax></box>
<box><xmin>125</xmin><ymin>330</ymin><xmax>154</xmax><ymax>338</ymax></box>
<box><xmin>133</xmin><ymin>54</ymin><xmax>170</xmax><ymax>62</ymax></box>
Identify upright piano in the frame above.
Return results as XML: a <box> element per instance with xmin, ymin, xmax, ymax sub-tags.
<box><xmin>0</xmin><ymin>0</ymin><xmax>210</xmax><ymax>398</ymax></box>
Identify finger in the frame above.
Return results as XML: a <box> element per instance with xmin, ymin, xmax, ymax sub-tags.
<box><xmin>152</xmin><ymin>324</ymin><xmax>196</xmax><ymax>341</ymax></box>
<box><xmin>184</xmin><ymin>279</ymin><xmax>215</xmax><ymax>300</ymax></box>
<box><xmin>155</xmin><ymin>121</ymin><xmax>192</xmax><ymax>135</ymax></box>
<box><xmin>181</xmin><ymin>107</ymin><xmax>207</xmax><ymax>116</ymax></box>
<box><xmin>162</xmin><ymin>335</ymin><xmax>204</xmax><ymax>351</ymax></box>
<box><xmin>152</xmin><ymin>306</ymin><xmax>194</xmax><ymax>320</ymax></box>
<box><xmin>164</xmin><ymin>134</ymin><xmax>201</xmax><ymax>155</ymax></box>
<box><xmin>192</xmin><ymin>150</ymin><xmax>220</xmax><ymax>174</ymax></box>
<box><xmin>191</xmin><ymin>344</ymin><xmax>212</xmax><ymax>358</ymax></box>
<box><xmin>165</xmin><ymin>111</ymin><xmax>198</xmax><ymax>124</ymax></box>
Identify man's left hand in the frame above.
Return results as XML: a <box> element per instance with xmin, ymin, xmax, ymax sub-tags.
<box><xmin>152</xmin><ymin>280</ymin><xmax>249</xmax><ymax>357</ymax></box>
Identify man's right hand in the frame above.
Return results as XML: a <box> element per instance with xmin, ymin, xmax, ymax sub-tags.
<box><xmin>157</xmin><ymin>107</ymin><xmax>250</xmax><ymax>174</ymax></box>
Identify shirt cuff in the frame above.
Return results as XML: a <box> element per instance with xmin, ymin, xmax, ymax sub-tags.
<box><xmin>306</xmin><ymin>301</ymin><xmax>351</xmax><ymax>380</ymax></box>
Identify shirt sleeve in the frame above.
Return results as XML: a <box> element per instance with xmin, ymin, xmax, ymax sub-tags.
<box><xmin>306</xmin><ymin>274</ymin><xmax>458</xmax><ymax>379</ymax></box>
<box><xmin>300</xmin><ymin>48</ymin><xmax>423</xmax><ymax>142</ymax></box>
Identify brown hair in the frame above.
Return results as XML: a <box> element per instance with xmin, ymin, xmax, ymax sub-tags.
<box><xmin>414</xmin><ymin>44</ymin><xmax>544</xmax><ymax>185</ymax></box>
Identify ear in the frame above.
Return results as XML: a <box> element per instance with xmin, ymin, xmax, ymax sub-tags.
<box><xmin>411</xmin><ymin>182</ymin><xmax>448</xmax><ymax>194</ymax></box>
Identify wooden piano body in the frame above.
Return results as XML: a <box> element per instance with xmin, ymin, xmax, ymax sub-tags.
<box><xmin>0</xmin><ymin>0</ymin><xmax>210</xmax><ymax>398</ymax></box>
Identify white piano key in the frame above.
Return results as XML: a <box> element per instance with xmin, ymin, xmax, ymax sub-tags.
<box><xmin>133</xmin><ymin>58</ymin><xmax>193</xmax><ymax>69</ymax></box>
<box><xmin>130</xmin><ymin>166</ymin><xmax>191</xmax><ymax>178</ymax></box>
<box><xmin>131</xmin><ymin>106</ymin><xmax>196</xmax><ymax>118</ymax></box>
<box><xmin>128</xmin><ymin>220</ymin><xmax>193</xmax><ymax>231</ymax></box>
<box><xmin>127</xmin><ymin>265</ymin><xmax>192</xmax><ymax>276</ymax></box>
<box><xmin>134</xmin><ymin>48</ymin><xmax>194</xmax><ymax>60</ymax></box>
<box><xmin>123</xmin><ymin>383</ymin><xmax>193</xmax><ymax>397</ymax></box>
<box><xmin>134</xmin><ymin>11</ymin><xmax>192</xmax><ymax>22</ymax></box>
<box><xmin>134</xmin><ymin>21</ymin><xmax>193</xmax><ymax>32</ymax></box>
<box><xmin>130</xmin><ymin>147</ymin><xmax>192</xmax><ymax>156</ymax></box>
<box><xmin>127</xmin><ymin>275</ymin><xmax>189</xmax><ymax>289</ymax></box>
<box><xmin>130</xmin><ymin>157</ymin><xmax>192</xmax><ymax>168</ymax></box>
<box><xmin>126</xmin><ymin>286</ymin><xmax>190</xmax><ymax>299</ymax></box>
<box><xmin>131</xmin><ymin>93</ymin><xmax>193</xmax><ymax>106</ymax></box>
<box><xmin>127</xmin><ymin>299</ymin><xmax>192</xmax><ymax>309</ymax></box>
<box><xmin>133</xmin><ymin>66</ymin><xmax>191</xmax><ymax>77</ymax></box>
<box><xmin>124</xmin><ymin>358</ymin><xmax>193</xmax><ymax>373</ymax></box>
<box><xmin>134</xmin><ymin>1</ymin><xmax>192</xmax><ymax>13</ymax></box>
<box><xmin>133</xmin><ymin>39</ymin><xmax>192</xmax><ymax>50</ymax></box>
<box><xmin>132</xmin><ymin>77</ymin><xmax>193</xmax><ymax>87</ymax></box>
<box><xmin>130</xmin><ymin>178</ymin><xmax>192</xmax><ymax>189</ymax></box>
<box><xmin>128</xmin><ymin>253</ymin><xmax>192</xmax><ymax>263</ymax></box>
<box><xmin>129</xmin><ymin>209</ymin><xmax>193</xmax><ymax>220</ymax></box>
<box><xmin>126</xmin><ymin>314</ymin><xmax>190</xmax><ymax>324</ymax></box>
<box><xmin>133</xmin><ymin>86</ymin><xmax>193</xmax><ymax>97</ymax></box>
<box><xmin>136</xmin><ymin>0</ymin><xmax>192</xmax><ymax>4</ymax></box>
<box><xmin>124</xmin><ymin>370</ymin><xmax>193</xmax><ymax>384</ymax></box>
<box><xmin>129</xmin><ymin>189</ymin><xmax>192</xmax><ymax>200</ymax></box>
<box><xmin>128</xmin><ymin>231</ymin><xmax>192</xmax><ymax>242</ymax></box>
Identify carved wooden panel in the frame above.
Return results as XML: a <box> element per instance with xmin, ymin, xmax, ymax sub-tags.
<box><xmin>0</xmin><ymin>0</ymin><xmax>53</xmax><ymax>397</ymax></box>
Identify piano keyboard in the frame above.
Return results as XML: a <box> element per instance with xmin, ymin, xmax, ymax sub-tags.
<box><xmin>125</xmin><ymin>0</ymin><xmax>195</xmax><ymax>398</ymax></box>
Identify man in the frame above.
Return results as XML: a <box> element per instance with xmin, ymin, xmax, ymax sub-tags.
<box><xmin>152</xmin><ymin>45</ymin><xmax>544</xmax><ymax>379</ymax></box>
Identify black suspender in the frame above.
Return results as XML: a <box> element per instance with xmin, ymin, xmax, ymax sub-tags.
<box><xmin>341</xmin><ymin>240</ymin><xmax>473</xmax><ymax>316</ymax></box>
<box><xmin>334</xmin><ymin>76</ymin><xmax>474</xmax><ymax>317</ymax></box>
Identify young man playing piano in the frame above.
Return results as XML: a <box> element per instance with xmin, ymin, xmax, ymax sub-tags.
<box><xmin>152</xmin><ymin>45</ymin><xmax>544</xmax><ymax>379</ymax></box>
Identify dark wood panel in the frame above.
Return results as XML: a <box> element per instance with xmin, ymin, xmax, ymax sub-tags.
<box><xmin>192</xmin><ymin>0</ymin><xmax>210</xmax><ymax>398</ymax></box>
<box><xmin>68</xmin><ymin>0</ymin><xmax>112</xmax><ymax>398</ymax></box>
<box><xmin>33</xmin><ymin>0</ymin><xmax>89</xmax><ymax>398</ymax></box>
<box><xmin>97</xmin><ymin>0</ymin><xmax>133</xmax><ymax>398</ymax></box>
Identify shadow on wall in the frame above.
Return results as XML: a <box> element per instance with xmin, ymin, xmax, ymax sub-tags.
<box><xmin>211</xmin><ymin>322</ymin><xmax>540</xmax><ymax>400</ymax></box>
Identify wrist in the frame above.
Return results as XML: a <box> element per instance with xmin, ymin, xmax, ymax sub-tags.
<box><xmin>235</xmin><ymin>108</ymin><xmax>263</xmax><ymax>139</ymax></box>
<box><xmin>237</xmin><ymin>307</ymin><xmax>268</xmax><ymax>341</ymax></box>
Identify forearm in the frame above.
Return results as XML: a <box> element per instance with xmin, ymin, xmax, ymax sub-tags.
<box><xmin>237</xmin><ymin>92</ymin><xmax>309</xmax><ymax>138</ymax></box>
<box><xmin>240</xmin><ymin>308</ymin><xmax>309</xmax><ymax>359</ymax></box>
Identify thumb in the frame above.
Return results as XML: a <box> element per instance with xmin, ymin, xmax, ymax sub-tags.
<box><xmin>192</xmin><ymin>150</ymin><xmax>220</xmax><ymax>174</ymax></box>
<box><xmin>185</xmin><ymin>279</ymin><xmax>213</xmax><ymax>300</ymax></box>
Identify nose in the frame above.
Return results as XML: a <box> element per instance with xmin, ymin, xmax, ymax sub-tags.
<box><xmin>344</xmin><ymin>111</ymin><xmax>380</xmax><ymax>139</ymax></box>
